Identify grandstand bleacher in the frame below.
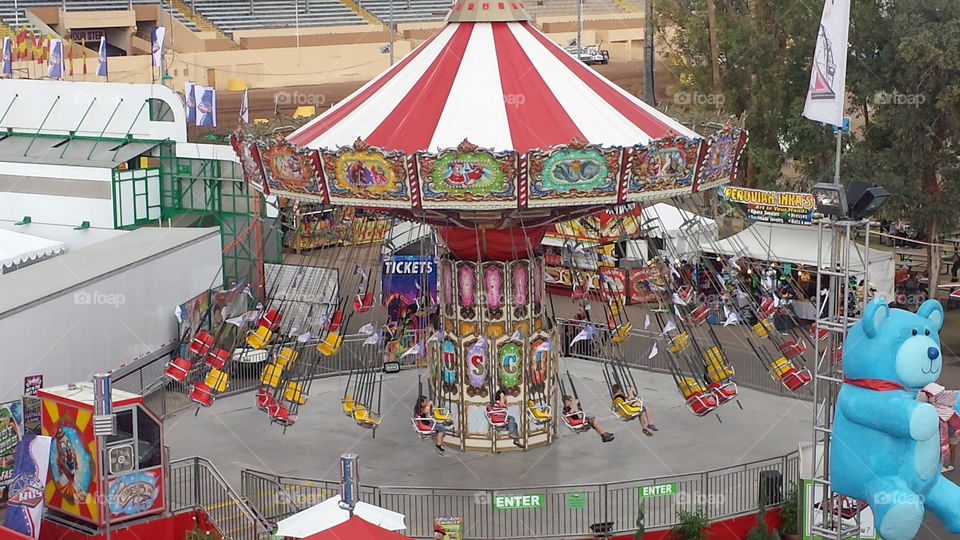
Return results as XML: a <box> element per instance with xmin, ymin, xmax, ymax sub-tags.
<box><xmin>358</xmin><ymin>0</ymin><xmax>450</xmax><ymax>23</ymax></box>
<box><xmin>189</xmin><ymin>0</ymin><xmax>364</xmax><ymax>32</ymax></box>
<box><xmin>0</xmin><ymin>1</ymin><xmax>198</xmax><ymax>32</ymax></box>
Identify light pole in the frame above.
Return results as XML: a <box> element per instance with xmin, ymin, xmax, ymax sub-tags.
<box><xmin>389</xmin><ymin>0</ymin><xmax>395</xmax><ymax>65</ymax></box>
<box><xmin>92</xmin><ymin>374</ymin><xmax>116</xmax><ymax>540</ymax></box>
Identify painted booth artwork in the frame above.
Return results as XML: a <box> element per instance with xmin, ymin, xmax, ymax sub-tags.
<box><xmin>629</xmin><ymin>137</ymin><xmax>700</xmax><ymax>193</ymax></box>
<box><xmin>442</xmin><ymin>340</ymin><xmax>459</xmax><ymax>394</ymax></box>
<box><xmin>465</xmin><ymin>339</ymin><xmax>489</xmax><ymax>398</ymax></box>
<box><xmin>499</xmin><ymin>342</ymin><xmax>522</xmax><ymax>396</ymax></box>
<box><xmin>457</xmin><ymin>263</ymin><xmax>477</xmax><ymax>320</ymax></box>
<box><xmin>261</xmin><ymin>142</ymin><xmax>321</xmax><ymax>194</ymax></box>
<box><xmin>512</xmin><ymin>261</ymin><xmax>529</xmax><ymax>318</ymax></box>
<box><xmin>483</xmin><ymin>264</ymin><xmax>504</xmax><ymax>320</ymax></box>
<box><xmin>107</xmin><ymin>470</ymin><xmax>162</xmax><ymax>517</ymax></box>
<box><xmin>418</xmin><ymin>142</ymin><xmax>517</xmax><ymax>204</ymax></box>
<box><xmin>231</xmin><ymin>133</ymin><xmax>270</xmax><ymax>195</ymax></box>
<box><xmin>49</xmin><ymin>424</ymin><xmax>93</xmax><ymax>508</ymax></box>
<box><xmin>697</xmin><ymin>128</ymin><xmax>747</xmax><ymax>188</ymax></box>
<box><xmin>323</xmin><ymin>141</ymin><xmax>409</xmax><ymax>203</ymax></box>
<box><xmin>528</xmin><ymin>143</ymin><xmax>620</xmax><ymax>203</ymax></box>
<box><xmin>441</xmin><ymin>259</ymin><xmax>455</xmax><ymax>318</ymax></box>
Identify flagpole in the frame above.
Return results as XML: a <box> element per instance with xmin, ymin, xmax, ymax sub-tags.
<box><xmin>833</xmin><ymin>127</ymin><xmax>842</xmax><ymax>185</ymax></box>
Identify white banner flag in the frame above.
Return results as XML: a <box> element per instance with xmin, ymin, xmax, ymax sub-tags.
<box><xmin>648</xmin><ymin>343</ymin><xmax>658</xmax><ymax>359</ymax></box>
<box><xmin>240</xmin><ymin>88</ymin><xmax>249</xmax><ymax>124</ymax></box>
<box><xmin>802</xmin><ymin>0</ymin><xmax>850</xmax><ymax>127</ymax></box>
<box><xmin>151</xmin><ymin>26</ymin><xmax>166</xmax><ymax>67</ymax></box>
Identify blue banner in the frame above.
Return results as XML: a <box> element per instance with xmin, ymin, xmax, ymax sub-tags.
<box><xmin>2</xmin><ymin>433</ymin><xmax>51</xmax><ymax>539</ymax></box>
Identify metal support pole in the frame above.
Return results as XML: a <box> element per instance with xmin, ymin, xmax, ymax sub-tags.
<box><xmin>643</xmin><ymin>0</ymin><xmax>655</xmax><ymax>105</ymax></box>
<box><xmin>389</xmin><ymin>0</ymin><xmax>395</xmax><ymax>66</ymax></box>
<box><xmin>576</xmin><ymin>0</ymin><xmax>582</xmax><ymax>51</ymax></box>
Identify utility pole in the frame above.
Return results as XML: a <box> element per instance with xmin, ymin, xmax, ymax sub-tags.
<box><xmin>706</xmin><ymin>0</ymin><xmax>721</xmax><ymax>95</ymax></box>
<box><xmin>642</xmin><ymin>0</ymin><xmax>655</xmax><ymax>105</ymax></box>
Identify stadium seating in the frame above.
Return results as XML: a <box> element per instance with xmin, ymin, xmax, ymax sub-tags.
<box><xmin>0</xmin><ymin>1</ymin><xmax>198</xmax><ymax>32</ymax></box>
<box><xmin>524</xmin><ymin>0</ymin><xmax>629</xmax><ymax>18</ymax></box>
<box><xmin>358</xmin><ymin>0</ymin><xmax>450</xmax><ymax>23</ymax></box>
<box><xmin>189</xmin><ymin>0</ymin><xmax>364</xmax><ymax>32</ymax></box>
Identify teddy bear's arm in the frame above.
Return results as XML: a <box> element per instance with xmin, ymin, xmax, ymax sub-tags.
<box><xmin>839</xmin><ymin>389</ymin><xmax>938</xmax><ymax>440</ymax></box>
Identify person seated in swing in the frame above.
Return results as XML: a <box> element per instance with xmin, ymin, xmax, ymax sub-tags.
<box><xmin>414</xmin><ymin>395</ymin><xmax>446</xmax><ymax>455</ymax></box>
<box><xmin>562</xmin><ymin>395</ymin><xmax>614</xmax><ymax>442</ymax></box>
<box><xmin>489</xmin><ymin>390</ymin><xmax>525</xmax><ymax>448</ymax></box>
<box><xmin>611</xmin><ymin>384</ymin><xmax>657</xmax><ymax>437</ymax></box>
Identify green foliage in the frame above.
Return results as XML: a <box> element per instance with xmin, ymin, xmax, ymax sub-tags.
<box><xmin>779</xmin><ymin>482</ymin><xmax>800</xmax><ymax>535</ymax></box>
<box><xmin>745</xmin><ymin>505</ymin><xmax>782</xmax><ymax>540</ymax></box>
<box><xmin>182</xmin><ymin>526</ymin><xmax>222</xmax><ymax>540</ymax></box>
<box><xmin>671</xmin><ymin>507</ymin><xmax>711</xmax><ymax>540</ymax></box>
<box><xmin>635</xmin><ymin>506</ymin><xmax>646</xmax><ymax>540</ymax></box>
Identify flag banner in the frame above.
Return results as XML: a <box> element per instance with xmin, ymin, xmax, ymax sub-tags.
<box><xmin>802</xmin><ymin>0</ymin><xmax>850</xmax><ymax>127</ymax></box>
<box><xmin>96</xmin><ymin>36</ymin><xmax>107</xmax><ymax>77</ymax></box>
<box><xmin>66</xmin><ymin>40</ymin><xmax>73</xmax><ymax>76</ymax></box>
<box><xmin>47</xmin><ymin>39</ymin><xmax>62</xmax><ymax>79</ymax></box>
<box><xmin>15</xmin><ymin>28</ymin><xmax>27</xmax><ymax>60</ymax></box>
<box><xmin>401</xmin><ymin>342</ymin><xmax>422</xmax><ymax>357</ymax></box>
<box><xmin>196</xmin><ymin>86</ymin><xmax>216</xmax><ymax>127</ymax></box>
<box><xmin>570</xmin><ymin>324</ymin><xmax>596</xmax><ymax>345</ymax></box>
<box><xmin>509</xmin><ymin>328</ymin><xmax>523</xmax><ymax>342</ymax></box>
<box><xmin>2</xmin><ymin>433</ymin><xmax>51</xmax><ymax>539</ymax></box>
<box><xmin>185</xmin><ymin>81</ymin><xmax>197</xmax><ymax>122</ymax></box>
<box><xmin>358</xmin><ymin>322</ymin><xmax>376</xmax><ymax>336</ymax></box>
<box><xmin>151</xmin><ymin>26</ymin><xmax>165</xmax><ymax>67</ymax></box>
<box><xmin>363</xmin><ymin>330</ymin><xmax>382</xmax><ymax>346</ymax></box>
<box><xmin>81</xmin><ymin>44</ymin><xmax>87</xmax><ymax>75</ymax></box>
<box><xmin>428</xmin><ymin>329</ymin><xmax>444</xmax><ymax>343</ymax></box>
<box><xmin>660</xmin><ymin>319</ymin><xmax>677</xmax><ymax>335</ymax></box>
<box><xmin>2</xmin><ymin>37</ymin><xmax>11</xmax><ymax>76</ymax></box>
<box><xmin>648</xmin><ymin>343</ymin><xmax>658</xmax><ymax>359</ymax></box>
<box><xmin>240</xmin><ymin>88</ymin><xmax>249</xmax><ymax>124</ymax></box>
<box><xmin>535</xmin><ymin>339</ymin><xmax>555</xmax><ymax>353</ymax></box>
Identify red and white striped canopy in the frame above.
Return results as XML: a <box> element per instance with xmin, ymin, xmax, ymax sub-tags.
<box><xmin>288</xmin><ymin>20</ymin><xmax>701</xmax><ymax>153</ymax></box>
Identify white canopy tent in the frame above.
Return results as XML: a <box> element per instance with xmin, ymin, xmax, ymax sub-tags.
<box><xmin>0</xmin><ymin>229</ymin><xmax>65</xmax><ymax>274</ymax></box>
<box><xmin>641</xmin><ymin>203</ymin><xmax>719</xmax><ymax>258</ymax></box>
<box><xmin>700</xmin><ymin>222</ymin><xmax>895</xmax><ymax>302</ymax></box>
<box><xmin>274</xmin><ymin>495</ymin><xmax>406</xmax><ymax>538</ymax></box>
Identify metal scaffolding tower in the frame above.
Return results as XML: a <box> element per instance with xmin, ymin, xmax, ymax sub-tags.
<box><xmin>810</xmin><ymin>218</ymin><xmax>871</xmax><ymax>539</ymax></box>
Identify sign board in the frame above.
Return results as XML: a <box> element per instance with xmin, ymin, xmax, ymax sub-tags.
<box><xmin>0</xmin><ymin>401</ymin><xmax>24</xmax><ymax>506</ymax></box>
<box><xmin>492</xmin><ymin>494</ymin><xmax>544</xmax><ymax>509</ymax></box>
<box><xmin>70</xmin><ymin>30</ymin><xmax>105</xmax><ymax>43</ymax></box>
<box><xmin>719</xmin><ymin>186</ymin><xmax>815</xmax><ymax>225</ymax></box>
<box><xmin>565</xmin><ymin>492</ymin><xmax>587</xmax><ymax>509</ymax></box>
<box><xmin>21</xmin><ymin>397</ymin><xmax>40</xmax><ymax>436</ymax></box>
<box><xmin>433</xmin><ymin>516</ymin><xmax>463</xmax><ymax>540</ymax></box>
<box><xmin>628</xmin><ymin>268</ymin><xmax>661</xmax><ymax>304</ymax></box>
<box><xmin>23</xmin><ymin>376</ymin><xmax>42</xmax><ymax>397</ymax></box>
<box><xmin>638</xmin><ymin>482</ymin><xmax>677</xmax><ymax>498</ymax></box>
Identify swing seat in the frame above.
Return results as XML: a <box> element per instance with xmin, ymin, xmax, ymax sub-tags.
<box><xmin>608</xmin><ymin>298</ymin><xmax>622</xmax><ymax>316</ymax></box>
<box><xmin>678</xmin><ymin>377</ymin><xmax>706</xmax><ymax>399</ymax></box>
<box><xmin>432</xmin><ymin>408</ymin><xmax>454</xmax><ymax>425</ymax></box>
<box><xmin>246</xmin><ymin>325</ymin><xmax>273</xmax><ymax>349</ymax></box>
<box><xmin>571</xmin><ymin>284</ymin><xmax>587</xmax><ymax>301</ymax></box>
<box><xmin>708</xmin><ymin>381</ymin><xmax>738</xmax><ymax>403</ymax></box>
<box><xmin>316</xmin><ymin>333</ymin><xmax>343</xmax><ymax>356</ymax></box>
<box><xmin>269</xmin><ymin>402</ymin><xmax>297</xmax><ymax>426</ymax></box>
<box><xmin>677</xmin><ymin>286</ymin><xmax>694</xmax><ymax>304</ymax></box>
<box><xmin>759</xmin><ymin>297</ymin><xmax>776</xmax><ymax>317</ymax></box>
<box><xmin>612</xmin><ymin>397</ymin><xmax>643</xmax><ymax>420</ymax></box>
<box><xmin>611</xmin><ymin>322</ymin><xmax>633</xmax><ymax>343</ymax></box>
<box><xmin>781</xmin><ymin>368</ymin><xmax>812</xmax><ymax>391</ymax></box>
<box><xmin>353</xmin><ymin>405</ymin><xmax>381</xmax><ymax>428</ymax></box>
<box><xmin>204</xmin><ymin>369</ymin><xmax>229</xmax><ymax>393</ymax></box>
<box><xmin>779</xmin><ymin>340</ymin><xmax>806</xmax><ymax>359</ymax></box>
<box><xmin>276</xmin><ymin>347</ymin><xmax>298</xmax><ymax>368</ymax></box>
<box><xmin>412</xmin><ymin>417</ymin><xmax>437</xmax><ymax>437</ymax></box>
<box><xmin>561</xmin><ymin>412</ymin><xmax>592</xmax><ymax>432</ymax></box>
<box><xmin>283</xmin><ymin>381</ymin><xmax>308</xmax><ymax>405</ymax></box>
<box><xmin>685</xmin><ymin>391</ymin><xmax>718</xmax><ymax>416</ymax></box>
<box><xmin>205</xmin><ymin>347</ymin><xmax>230</xmax><ymax>370</ymax></box>
<box><xmin>258</xmin><ymin>309</ymin><xmax>282</xmax><ymax>331</ymax></box>
<box><xmin>189</xmin><ymin>382</ymin><xmax>215</xmax><ymax>407</ymax></box>
<box><xmin>704</xmin><ymin>348</ymin><xmax>734</xmax><ymax>381</ymax></box>
<box><xmin>667</xmin><ymin>332</ymin><xmax>690</xmax><ymax>353</ymax></box>
<box><xmin>325</xmin><ymin>310</ymin><xmax>344</xmax><ymax>332</ymax></box>
<box><xmin>526</xmin><ymin>401</ymin><xmax>552</xmax><ymax>424</ymax></box>
<box><xmin>189</xmin><ymin>331</ymin><xmax>215</xmax><ymax>356</ymax></box>
<box><xmin>256</xmin><ymin>388</ymin><xmax>276</xmax><ymax>411</ymax></box>
<box><xmin>770</xmin><ymin>357</ymin><xmax>794</xmax><ymax>378</ymax></box>
<box><xmin>811</xmin><ymin>325</ymin><xmax>829</xmax><ymax>341</ymax></box>
<box><xmin>260</xmin><ymin>363</ymin><xmax>283</xmax><ymax>387</ymax></box>
<box><xmin>354</xmin><ymin>293</ymin><xmax>374</xmax><ymax>313</ymax></box>
<box><xmin>341</xmin><ymin>396</ymin><xmax>356</xmax><ymax>416</ymax></box>
<box><xmin>753</xmin><ymin>319</ymin><xmax>774</xmax><ymax>338</ymax></box>
<box><xmin>484</xmin><ymin>406</ymin><xmax>509</xmax><ymax>428</ymax></box>
<box><xmin>689</xmin><ymin>304</ymin><xmax>711</xmax><ymax>325</ymax></box>
<box><xmin>164</xmin><ymin>357</ymin><xmax>192</xmax><ymax>382</ymax></box>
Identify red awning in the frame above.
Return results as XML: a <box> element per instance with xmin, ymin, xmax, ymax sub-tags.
<box><xmin>301</xmin><ymin>515</ymin><xmax>415</xmax><ymax>540</ymax></box>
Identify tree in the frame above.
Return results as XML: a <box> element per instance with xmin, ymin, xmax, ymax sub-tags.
<box><xmin>655</xmin><ymin>0</ymin><xmax>829</xmax><ymax>188</ymax></box>
<box><xmin>843</xmin><ymin>0</ymin><xmax>960</xmax><ymax>292</ymax></box>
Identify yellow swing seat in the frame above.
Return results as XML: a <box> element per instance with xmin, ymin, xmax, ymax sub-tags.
<box><xmin>770</xmin><ymin>357</ymin><xmax>794</xmax><ymax>379</ymax></box>
<box><xmin>316</xmin><ymin>333</ymin><xmax>343</xmax><ymax>356</ymax></box>
<box><xmin>526</xmin><ymin>400</ymin><xmax>552</xmax><ymax>423</ymax></box>
<box><xmin>612</xmin><ymin>396</ymin><xmax>643</xmax><ymax>419</ymax></box>
<box><xmin>753</xmin><ymin>319</ymin><xmax>775</xmax><ymax>338</ymax></box>
<box><xmin>667</xmin><ymin>332</ymin><xmax>690</xmax><ymax>353</ymax></box>
<box><xmin>246</xmin><ymin>325</ymin><xmax>273</xmax><ymax>349</ymax></box>
<box><xmin>283</xmin><ymin>381</ymin><xmax>308</xmax><ymax>405</ymax></box>
<box><xmin>611</xmin><ymin>322</ymin><xmax>633</xmax><ymax>343</ymax></box>
<box><xmin>276</xmin><ymin>347</ymin><xmax>298</xmax><ymax>368</ymax></box>
<box><xmin>341</xmin><ymin>395</ymin><xmax>356</xmax><ymax>416</ymax></box>
<box><xmin>205</xmin><ymin>369</ymin><xmax>229</xmax><ymax>393</ymax></box>
<box><xmin>432</xmin><ymin>408</ymin><xmax>453</xmax><ymax>425</ymax></box>
<box><xmin>678</xmin><ymin>377</ymin><xmax>705</xmax><ymax>399</ymax></box>
<box><xmin>260</xmin><ymin>363</ymin><xmax>283</xmax><ymax>387</ymax></box>
<box><xmin>352</xmin><ymin>405</ymin><xmax>381</xmax><ymax>428</ymax></box>
<box><xmin>704</xmin><ymin>347</ymin><xmax>734</xmax><ymax>381</ymax></box>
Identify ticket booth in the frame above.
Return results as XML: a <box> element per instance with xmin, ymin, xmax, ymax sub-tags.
<box><xmin>38</xmin><ymin>383</ymin><xmax>165</xmax><ymax>528</ymax></box>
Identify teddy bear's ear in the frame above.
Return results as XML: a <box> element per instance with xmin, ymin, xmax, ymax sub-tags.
<box><xmin>917</xmin><ymin>299</ymin><xmax>944</xmax><ymax>331</ymax></box>
<box><xmin>861</xmin><ymin>297</ymin><xmax>889</xmax><ymax>339</ymax></box>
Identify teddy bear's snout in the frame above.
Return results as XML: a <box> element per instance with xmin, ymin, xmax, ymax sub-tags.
<box><xmin>928</xmin><ymin>347</ymin><xmax>940</xmax><ymax>360</ymax></box>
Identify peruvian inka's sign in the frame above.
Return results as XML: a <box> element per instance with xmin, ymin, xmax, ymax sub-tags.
<box><xmin>719</xmin><ymin>186</ymin><xmax>815</xmax><ymax>225</ymax></box>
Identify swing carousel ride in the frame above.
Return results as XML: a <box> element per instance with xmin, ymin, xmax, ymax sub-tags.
<box><xmin>167</xmin><ymin>2</ymin><xmax>768</xmax><ymax>452</ymax></box>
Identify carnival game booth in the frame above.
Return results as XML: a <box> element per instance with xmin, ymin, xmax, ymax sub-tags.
<box><xmin>701</xmin><ymin>221</ymin><xmax>896</xmax><ymax>304</ymax></box>
<box><xmin>38</xmin><ymin>383</ymin><xmax>164</xmax><ymax>530</ymax></box>
<box><xmin>230</xmin><ymin>1</ymin><xmax>747</xmax><ymax>451</ymax></box>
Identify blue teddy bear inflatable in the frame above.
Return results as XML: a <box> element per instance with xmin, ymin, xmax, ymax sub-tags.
<box><xmin>832</xmin><ymin>298</ymin><xmax>960</xmax><ymax>539</ymax></box>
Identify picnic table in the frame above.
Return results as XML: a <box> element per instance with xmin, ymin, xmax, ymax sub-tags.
<box><xmin>895</xmin><ymin>250</ymin><xmax>924</xmax><ymax>262</ymax></box>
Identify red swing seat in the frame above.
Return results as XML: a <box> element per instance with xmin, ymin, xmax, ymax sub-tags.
<box><xmin>688</xmin><ymin>304</ymin><xmax>711</xmax><ymax>325</ymax></box>
<box><xmin>258</xmin><ymin>309</ymin><xmax>282</xmax><ymax>331</ymax></box>
<box><xmin>677</xmin><ymin>286</ymin><xmax>694</xmax><ymax>304</ymax></box>
<box><xmin>811</xmin><ymin>324</ymin><xmax>829</xmax><ymax>341</ymax></box>
<box><xmin>189</xmin><ymin>382</ymin><xmax>215</xmax><ymax>407</ymax></box>
<box><xmin>685</xmin><ymin>391</ymin><xmax>718</xmax><ymax>416</ymax></box>
<box><xmin>779</xmin><ymin>340</ymin><xmax>806</xmax><ymax>359</ymax></box>
<box><xmin>485</xmin><ymin>406</ymin><xmax>509</xmax><ymax>428</ymax></box>
<box><xmin>205</xmin><ymin>348</ymin><xmax>230</xmax><ymax>370</ymax></box>
<box><xmin>708</xmin><ymin>381</ymin><xmax>738</xmax><ymax>404</ymax></box>
<box><xmin>189</xmin><ymin>331</ymin><xmax>215</xmax><ymax>356</ymax></box>
<box><xmin>164</xmin><ymin>357</ymin><xmax>192</xmax><ymax>382</ymax></box>
<box><xmin>269</xmin><ymin>402</ymin><xmax>297</xmax><ymax>426</ymax></box>
<box><xmin>781</xmin><ymin>367</ymin><xmax>812</xmax><ymax>391</ymax></box>
<box><xmin>326</xmin><ymin>310</ymin><xmax>344</xmax><ymax>332</ymax></box>
<box><xmin>256</xmin><ymin>388</ymin><xmax>276</xmax><ymax>411</ymax></box>
<box><xmin>354</xmin><ymin>293</ymin><xmax>374</xmax><ymax>313</ymax></box>
<box><xmin>571</xmin><ymin>282</ymin><xmax>588</xmax><ymax>300</ymax></box>
<box><xmin>759</xmin><ymin>297</ymin><xmax>776</xmax><ymax>318</ymax></box>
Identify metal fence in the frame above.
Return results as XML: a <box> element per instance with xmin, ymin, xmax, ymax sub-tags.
<box><xmin>168</xmin><ymin>456</ymin><xmax>273</xmax><ymax>540</ymax></box>
<box><xmin>239</xmin><ymin>452</ymin><xmax>800</xmax><ymax>539</ymax></box>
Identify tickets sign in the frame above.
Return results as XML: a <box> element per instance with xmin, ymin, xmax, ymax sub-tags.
<box><xmin>719</xmin><ymin>186</ymin><xmax>815</xmax><ymax>225</ymax></box>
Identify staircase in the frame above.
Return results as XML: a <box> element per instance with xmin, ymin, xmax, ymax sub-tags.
<box><xmin>337</xmin><ymin>0</ymin><xmax>382</xmax><ymax>26</ymax></box>
<box><xmin>170</xmin><ymin>0</ymin><xmax>234</xmax><ymax>43</ymax></box>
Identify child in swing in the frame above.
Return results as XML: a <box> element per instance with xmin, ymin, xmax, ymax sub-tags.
<box><xmin>414</xmin><ymin>395</ymin><xmax>446</xmax><ymax>455</ymax></box>
<box><xmin>562</xmin><ymin>395</ymin><xmax>614</xmax><ymax>442</ymax></box>
<box><xmin>611</xmin><ymin>384</ymin><xmax>657</xmax><ymax>437</ymax></box>
<box><xmin>490</xmin><ymin>390</ymin><xmax>525</xmax><ymax>448</ymax></box>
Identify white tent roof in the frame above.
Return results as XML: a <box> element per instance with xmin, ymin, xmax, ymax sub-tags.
<box><xmin>641</xmin><ymin>203</ymin><xmax>717</xmax><ymax>238</ymax></box>
<box><xmin>0</xmin><ymin>229</ymin><xmax>65</xmax><ymax>272</ymax></box>
<box><xmin>275</xmin><ymin>495</ymin><xmax>406</xmax><ymax>538</ymax></box>
<box><xmin>701</xmin><ymin>222</ymin><xmax>895</xmax><ymax>301</ymax></box>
